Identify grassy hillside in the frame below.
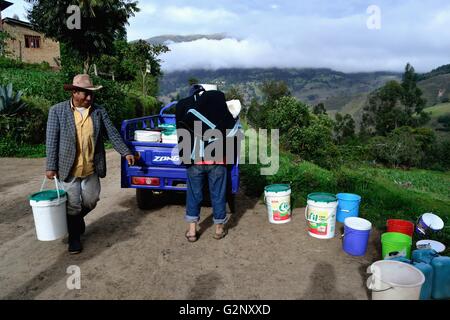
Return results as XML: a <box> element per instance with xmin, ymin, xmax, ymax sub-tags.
<box><xmin>418</xmin><ymin>74</ymin><xmax>450</xmax><ymax>107</ymax></box>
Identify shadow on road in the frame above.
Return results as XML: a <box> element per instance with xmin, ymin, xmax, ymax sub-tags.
<box><xmin>299</xmin><ymin>262</ymin><xmax>356</xmax><ymax>300</ymax></box>
<box><xmin>187</xmin><ymin>271</ymin><xmax>223</xmax><ymax>300</ymax></box>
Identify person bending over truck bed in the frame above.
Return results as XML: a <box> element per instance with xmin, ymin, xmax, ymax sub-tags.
<box><xmin>179</xmin><ymin>84</ymin><xmax>234</xmax><ymax>242</ymax></box>
<box><xmin>45</xmin><ymin>74</ymin><xmax>135</xmax><ymax>254</ymax></box>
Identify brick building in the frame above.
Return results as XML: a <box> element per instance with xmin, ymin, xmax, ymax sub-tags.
<box><xmin>2</xmin><ymin>17</ymin><xmax>61</xmax><ymax>69</ymax></box>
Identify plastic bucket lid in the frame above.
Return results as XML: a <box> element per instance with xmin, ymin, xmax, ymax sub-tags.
<box><xmin>345</xmin><ymin>217</ymin><xmax>372</xmax><ymax>231</ymax></box>
<box><xmin>420</xmin><ymin>213</ymin><xmax>444</xmax><ymax>231</ymax></box>
<box><xmin>264</xmin><ymin>184</ymin><xmax>290</xmax><ymax>193</ymax></box>
<box><xmin>162</xmin><ymin>129</ymin><xmax>177</xmax><ymax>136</ymax></box>
<box><xmin>29</xmin><ymin>190</ymin><xmax>66</xmax><ymax>202</ymax></box>
<box><xmin>337</xmin><ymin>193</ymin><xmax>361</xmax><ymax>202</ymax></box>
<box><xmin>307</xmin><ymin>192</ymin><xmax>337</xmax><ymax>203</ymax></box>
<box><xmin>416</xmin><ymin>240</ymin><xmax>446</xmax><ymax>253</ymax></box>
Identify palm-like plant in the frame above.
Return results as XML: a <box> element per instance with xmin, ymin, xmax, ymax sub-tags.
<box><xmin>0</xmin><ymin>83</ymin><xmax>27</xmax><ymax>116</ymax></box>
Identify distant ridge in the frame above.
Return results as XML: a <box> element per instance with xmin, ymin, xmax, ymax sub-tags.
<box><xmin>145</xmin><ymin>33</ymin><xmax>229</xmax><ymax>45</ymax></box>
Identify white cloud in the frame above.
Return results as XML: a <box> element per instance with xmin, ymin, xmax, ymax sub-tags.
<box><xmin>161</xmin><ymin>6</ymin><xmax>238</xmax><ymax>25</ymax></box>
<box><xmin>139</xmin><ymin>3</ymin><xmax>157</xmax><ymax>15</ymax></box>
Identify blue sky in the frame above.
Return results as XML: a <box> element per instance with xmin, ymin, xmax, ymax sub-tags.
<box><xmin>3</xmin><ymin>0</ymin><xmax>450</xmax><ymax>72</ymax></box>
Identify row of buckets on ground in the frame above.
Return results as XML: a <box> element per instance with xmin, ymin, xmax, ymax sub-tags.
<box><xmin>264</xmin><ymin>184</ymin><xmax>449</xmax><ymax>300</ymax></box>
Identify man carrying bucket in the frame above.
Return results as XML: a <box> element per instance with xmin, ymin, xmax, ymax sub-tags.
<box><xmin>45</xmin><ymin>74</ymin><xmax>135</xmax><ymax>254</ymax></box>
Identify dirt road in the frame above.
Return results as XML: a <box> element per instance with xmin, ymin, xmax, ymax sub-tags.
<box><xmin>0</xmin><ymin>150</ymin><xmax>381</xmax><ymax>299</ymax></box>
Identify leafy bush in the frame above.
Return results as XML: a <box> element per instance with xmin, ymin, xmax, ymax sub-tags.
<box><xmin>266</xmin><ymin>97</ymin><xmax>340</xmax><ymax>169</ymax></box>
<box><xmin>0</xmin><ymin>68</ymin><xmax>68</xmax><ymax>105</ymax></box>
<box><xmin>369</xmin><ymin>127</ymin><xmax>422</xmax><ymax>168</ymax></box>
<box><xmin>21</xmin><ymin>95</ymin><xmax>52</xmax><ymax>116</ymax></box>
<box><xmin>0</xmin><ymin>56</ymin><xmax>53</xmax><ymax>71</ymax></box>
<box><xmin>0</xmin><ymin>108</ymin><xmax>46</xmax><ymax>145</ymax></box>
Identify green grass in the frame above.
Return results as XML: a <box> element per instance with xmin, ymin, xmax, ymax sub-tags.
<box><xmin>362</xmin><ymin>167</ymin><xmax>450</xmax><ymax>202</ymax></box>
<box><xmin>425</xmin><ymin>103</ymin><xmax>450</xmax><ymax>118</ymax></box>
<box><xmin>0</xmin><ymin>142</ymin><xmax>46</xmax><ymax>158</ymax></box>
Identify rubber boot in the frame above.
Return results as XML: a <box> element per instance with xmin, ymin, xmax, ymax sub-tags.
<box><xmin>67</xmin><ymin>214</ymin><xmax>83</xmax><ymax>254</ymax></box>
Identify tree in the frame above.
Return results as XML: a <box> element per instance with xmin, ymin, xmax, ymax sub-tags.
<box><xmin>266</xmin><ymin>96</ymin><xmax>340</xmax><ymax>169</ymax></box>
<box><xmin>361</xmin><ymin>80</ymin><xmax>404</xmax><ymax>136</ymax></box>
<box><xmin>188</xmin><ymin>78</ymin><xmax>199</xmax><ymax>86</ymax></box>
<box><xmin>125</xmin><ymin>40</ymin><xmax>169</xmax><ymax>96</ymax></box>
<box><xmin>0</xmin><ymin>30</ymin><xmax>13</xmax><ymax>57</ymax></box>
<box><xmin>334</xmin><ymin>113</ymin><xmax>355</xmax><ymax>144</ymax></box>
<box><xmin>27</xmin><ymin>0</ymin><xmax>139</xmax><ymax>73</ymax></box>
<box><xmin>313</xmin><ymin>103</ymin><xmax>327</xmax><ymax>115</ymax></box>
<box><xmin>260</xmin><ymin>80</ymin><xmax>291</xmax><ymax>104</ymax></box>
<box><xmin>361</xmin><ymin>63</ymin><xmax>429</xmax><ymax>136</ymax></box>
<box><xmin>246</xmin><ymin>80</ymin><xmax>291</xmax><ymax>128</ymax></box>
<box><xmin>401</xmin><ymin>63</ymin><xmax>428</xmax><ymax>126</ymax></box>
<box><xmin>437</xmin><ymin>115</ymin><xmax>450</xmax><ymax>131</ymax></box>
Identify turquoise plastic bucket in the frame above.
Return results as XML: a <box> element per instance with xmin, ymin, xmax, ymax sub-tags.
<box><xmin>336</xmin><ymin>193</ymin><xmax>361</xmax><ymax>223</ymax></box>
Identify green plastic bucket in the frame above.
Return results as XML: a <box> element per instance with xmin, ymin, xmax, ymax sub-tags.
<box><xmin>381</xmin><ymin>232</ymin><xmax>412</xmax><ymax>259</ymax></box>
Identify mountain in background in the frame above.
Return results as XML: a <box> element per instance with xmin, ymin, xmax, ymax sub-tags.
<box><xmin>159</xmin><ymin>68</ymin><xmax>401</xmax><ymax>114</ymax></box>
<box><xmin>146</xmin><ymin>33</ymin><xmax>229</xmax><ymax>45</ymax></box>
<box><xmin>159</xmin><ymin>66</ymin><xmax>450</xmax><ymax>123</ymax></box>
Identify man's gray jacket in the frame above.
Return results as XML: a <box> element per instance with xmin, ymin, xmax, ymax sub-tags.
<box><xmin>46</xmin><ymin>100</ymin><xmax>131</xmax><ymax>182</ymax></box>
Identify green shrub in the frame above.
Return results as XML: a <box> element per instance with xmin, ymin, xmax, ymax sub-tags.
<box><xmin>0</xmin><ymin>68</ymin><xmax>68</xmax><ymax>105</ymax></box>
<box><xmin>21</xmin><ymin>95</ymin><xmax>52</xmax><ymax>116</ymax></box>
<box><xmin>0</xmin><ymin>57</ymin><xmax>53</xmax><ymax>71</ymax></box>
<box><xmin>369</xmin><ymin>127</ymin><xmax>422</xmax><ymax>168</ymax></box>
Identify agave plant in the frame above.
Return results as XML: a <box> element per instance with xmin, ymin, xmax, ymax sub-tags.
<box><xmin>0</xmin><ymin>83</ymin><xmax>27</xmax><ymax>115</ymax></box>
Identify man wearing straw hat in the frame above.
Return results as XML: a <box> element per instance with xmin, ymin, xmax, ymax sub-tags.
<box><xmin>45</xmin><ymin>74</ymin><xmax>135</xmax><ymax>254</ymax></box>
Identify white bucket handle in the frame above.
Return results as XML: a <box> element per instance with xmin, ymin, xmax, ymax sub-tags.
<box><xmin>305</xmin><ymin>205</ymin><xmax>311</xmax><ymax>221</ymax></box>
<box><xmin>40</xmin><ymin>176</ymin><xmax>64</xmax><ymax>201</ymax></box>
<box><xmin>366</xmin><ymin>276</ymin><xmax>394</xmax><ymax>293</ymax></box>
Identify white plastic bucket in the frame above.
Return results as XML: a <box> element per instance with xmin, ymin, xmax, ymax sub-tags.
<box><xmin>366</xmin><ymin>260</ymin><xmax>425</xmax><ymax>300</ymax></box>
<box><xmin>134</xmin><ymin>130</ymin><xmax>161</xmax><ymax>142</ymax></box>
<box><xmin>29</xmin><ymin>177</ymin><xmax>68</xmax><ymax>241</ymax></box>
<box><xmin>305</xmin><ymin>193</ymin><xmax>338</xmax><ymax>239</ymax></box>
<box><xmin>200</xmin><ymin>84</ymin><xmax>218</xmax><ymax>92</ymax></box>
<box><xmin>264</xmin><ymin>184</ymin><xmax>291</xmax><ymax>224</ymax></box>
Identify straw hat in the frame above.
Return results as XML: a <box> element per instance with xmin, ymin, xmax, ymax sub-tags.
<box><xmin>226</xmin><ymin>99</ymin><xmax>242</xmax><ymax>119</ymax></box>
<box><xmin>63</xmin><ymin>74</ymin><xmax>103</xmax><ymax>91</ymax></box>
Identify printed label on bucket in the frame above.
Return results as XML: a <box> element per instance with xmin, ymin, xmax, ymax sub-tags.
<box><xmin>307</xmin><ymin>210</ymin><xmax>331</xmax><ymax>235</ymax></box>
<box><xmin>270</xmin><ymin>200</ymin><xmax>291</xmax><ymax>221</ymax></box>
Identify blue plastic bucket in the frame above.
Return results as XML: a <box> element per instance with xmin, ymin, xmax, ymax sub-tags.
<box><xmin>336</xmin><ymin>193</ymin><xmax>362</xmax><ymax>223</ymax></box>
<box><xmin>343</xmin><ymin>217</ymin><xmax>372</xmax><ymax>256</ymax></box>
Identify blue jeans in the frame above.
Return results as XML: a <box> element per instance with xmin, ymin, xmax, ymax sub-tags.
<box><xmin>185</xmin><ymin>165</ymin><xmax>228</xmax><ymax>224</ymax></box>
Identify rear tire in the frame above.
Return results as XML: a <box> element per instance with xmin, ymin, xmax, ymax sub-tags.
<box><xmin>136</xmin><ymin>189</ymin><xmax>154</xmax><ymax>210</ymax></box>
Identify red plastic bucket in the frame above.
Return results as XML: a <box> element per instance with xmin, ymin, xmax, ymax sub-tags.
<box><xmin>387</xmin><ymin>219</ymin><xmax>414</xmax><ymax>237</ymax></box>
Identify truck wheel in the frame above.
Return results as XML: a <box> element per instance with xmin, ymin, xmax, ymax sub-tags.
<box><xmin>136</xmin><ymin>189</ymin><xmax>154</xmax><ymax>210</ymax></box>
